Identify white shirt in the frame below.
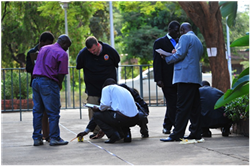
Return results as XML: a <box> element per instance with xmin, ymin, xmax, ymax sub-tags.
<box><xmin>99</xmin><ymin>84</ymin><xmax>139</xmax><ymax>117</ymax></box>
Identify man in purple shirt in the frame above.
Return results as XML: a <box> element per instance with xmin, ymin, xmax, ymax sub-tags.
<box><xmin>32</xmin><ymin>34</ymin><xmax>71</xmax><ymax>146</ymax></box>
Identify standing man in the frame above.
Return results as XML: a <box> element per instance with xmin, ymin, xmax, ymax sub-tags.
<box><xmin>153</xmin><ymin>21</ymin><xmax>180</xmax><ymax>134</ymax></box>
<box><xmin>76</xmin><ymin>36</ymin><xmax>120</xmax><ymax>139</ymax></box>
<box><xmin>160</xmin><ymin>22</ymin><xmax>203</xmax><ymax>142</ymax></box>
<box><xmin>32</xmin><ymin>34</ymin><xmax>72</xmax><ymax>146</ymax></box>
<box><xmin>26</xmin><ymin>31</ymin><xmax>55</xmax><ymax>142</ymax></box>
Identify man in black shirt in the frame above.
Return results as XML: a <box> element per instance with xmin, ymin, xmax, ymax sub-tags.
<box><xmin>76</xmin><ymin>36</ymin><xmax>120</xmax><ymax>138</ymax></box>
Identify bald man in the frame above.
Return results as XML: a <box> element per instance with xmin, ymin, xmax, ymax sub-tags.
<box><xmin>32</xmin><ymin>34</ymin><xmax>72</xmax><ymax>146</ymax></box>
<box><xmin>160</xmin><ymin>22</ymin><xmax>203</xmax><ymax>142</ymax></box>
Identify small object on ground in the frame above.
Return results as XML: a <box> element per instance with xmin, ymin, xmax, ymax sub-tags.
<box><xmin>179</xmin><ymin>138</ymin><xmax>205</xmax><ymax>144</ymax></box>
<box><xmin>78</xmin><ymin>136</ymin><xmax>84</xmax><ymax>142</ymax></box>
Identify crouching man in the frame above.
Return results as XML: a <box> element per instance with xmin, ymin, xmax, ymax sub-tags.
<box><xmin>77</xmin><ymin>78</ymin><xmax>139</xmax><ymax>143</ymax></box>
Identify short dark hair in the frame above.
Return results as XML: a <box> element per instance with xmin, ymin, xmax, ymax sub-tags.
<box><xmin>85</xmin><ymin>36</ymin><xmax>98</xmax><ymax>49</ymax></box>
<box><xmin>168</xmin><ymin>20</ymin><xmax>180</xmax><ymax>30</ymax></box>
<box><xmin>102</xmin><ymin>78</ymin><xmax>117</xmax><ymax>88</ymax></box>
<box><xmin>39</xmin><ymin>31</ymin><xmax>54</xmax><ymax>42</ymax></box>
<box><xmin>202</xmin><ymin>81</ymin><xmax>210</xmax><ymax>87</ymax></box>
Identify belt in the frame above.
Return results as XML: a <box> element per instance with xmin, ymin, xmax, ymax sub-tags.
<box><xmin>116</xmin><ymin>111</ymin><xmax>139</xmax><ymax>119</ymax></box>
<box><xmin>34</xmin><ymin>76</ymin><xmax>56</xmax><ymax>82</ymax></box>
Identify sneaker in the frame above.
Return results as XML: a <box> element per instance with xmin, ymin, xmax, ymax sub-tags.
<box><xmin>50</xmin><ymin>138</ymin><xmax>68</xmax><ymax>146</ymax></box>
<box><xmin>33</xmin><ymin>139</ymin><xmax>44</xmax><ymax>146</ymax></box>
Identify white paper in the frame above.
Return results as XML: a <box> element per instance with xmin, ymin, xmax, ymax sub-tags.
<box><xmin>211</xmin><ymin>47</ymin><xmax>217</xmax><ymax>57</ymax></box>
<box><xmin>155</xmin><ymin>49</ymin><xmax>172</xmax><ymax>56</ymax></box>
<box><xmin>207</xmin><ymin>47</ymin><xmax>217</xmax><ymax>57</ymax></box>
<box><xmin>85</xmin><ymin>103</ymin><xmax>100</xmax><ymax>108</ymax></box>
<box><xmin>207</xmin><ymin>48</ymin><xmax>212</xmax><ymax>57</ymax></box>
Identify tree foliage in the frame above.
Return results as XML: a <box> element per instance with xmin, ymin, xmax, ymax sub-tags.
<box><xmin>116</xmin><ymin>1</ymin><xmax>200</xmax><ymax>64</ymax></box>
<box><xmin>1</xmin><ymin>1</ymin><xmax>248</xmax><ymax>70</ymax></box>
<box><xmin>1</xmin><ymin>1</ymin><xmax>105</xmax><ymax>68</ymax></box>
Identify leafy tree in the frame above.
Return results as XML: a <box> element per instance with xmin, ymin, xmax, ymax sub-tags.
<box><xmin>116</xmin><ymin>1</ymin><xmax>201</xmax><ymax>65</ymax></box>
<box><xmin>1</xmin><ymin>1</ymin><xmax>105</xmax><ymax>68</ymax></box>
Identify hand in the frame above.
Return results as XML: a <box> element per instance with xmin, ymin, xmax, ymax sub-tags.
<box><xmin>77</xmin><ymin>131</ymin><xmax>88</xmax><ymax>138</ymax></box>
<box><xmin>160</xmin><ymin>54</ymin><xmax>165</xmax><ymax>59</ymax></box>
<box><xmin>172</xmin><ymin>49</ymin><xmax>176</xmax><ymax>53</ymax></box>
<box><xmin>91</xmin><ymin>130</ymin><xmax>105</xmax><ymax>139</ymax></box>
<box><xmin>157</xmin><ymin>81</ymin><xmax>164</xmax><ymax>88</ymax></box>
<box><xmin>92</xmin><ymin>106</ymin><xmax>100</xmax><ymax>112</ymax></box>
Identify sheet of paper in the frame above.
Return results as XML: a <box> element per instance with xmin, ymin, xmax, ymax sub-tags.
<box><xmin>207</xmin><ymin>48</ymin><xmax>212</xmax><ymax>57</ymax></box>
<box><xmin>211</xmin><ymin>47</ymin><xmax>217</xmax><ymax>57</ymax></box>
<box><xmin>155</xmin><ymin>49</ymin><xmax>172</xmax><ymax>56</ymax></box>
<box><xmin>85</xmin><ymin>103</ymin><xmax>100</xmax><ymax>108</ymax></box>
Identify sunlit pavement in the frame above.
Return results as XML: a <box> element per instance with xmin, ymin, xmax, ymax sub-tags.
<box><xmin>1</xmin><ymin>107</ymin><xmax>249</xmax><ymax>165</ymax></box>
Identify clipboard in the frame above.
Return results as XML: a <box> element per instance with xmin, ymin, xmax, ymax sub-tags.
<box><xmin>30</xmin><ymin>51</ymin><xmax>38</xmax><ymax>65</ymax></box>
<box><xmin>85</xmin><ymin>103</ymin><xmax>100</xmax><ymax>108</ymax></box>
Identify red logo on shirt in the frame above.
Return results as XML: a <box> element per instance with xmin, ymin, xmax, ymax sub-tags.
<box><xmin>104</xmin><ymin>54</ymin><xmax>109</xmax><ymax>60</ymax></box>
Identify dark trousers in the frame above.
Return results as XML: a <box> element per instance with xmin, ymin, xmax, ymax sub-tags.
<box><xmin>87</xmin><ymin>111</ymin><xmax>139</xmax><ymax>138</ymax></box>
<box><xmin>137</xmin><ymin>117</ymin><xmax>148</xmax><ymax>135</ymax></box>
<box><xmin>170</xmin><ymin>83</ymin><xmax>202</xmax><ymax>140</ymax></box>
<box><xmin>162</xmin><ymin>84</ymin><xmax>177</xmax><ymax>130</ymax></box>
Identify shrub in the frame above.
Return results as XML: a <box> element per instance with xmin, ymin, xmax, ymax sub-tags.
<box><xmin>224</xmin><ymin>94</ymin><xmax>249</xmax><ymax>123</ymax></box>
<box><xmin>1</xmin><ymin>70</ymin><xmax>32</xmax><ymax>99</ymax></box>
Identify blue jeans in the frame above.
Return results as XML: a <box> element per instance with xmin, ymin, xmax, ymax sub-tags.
<box><xmin>32</xmin><ymin>77</ymin><xmax>61</xmax><ymax>140</ymax></box>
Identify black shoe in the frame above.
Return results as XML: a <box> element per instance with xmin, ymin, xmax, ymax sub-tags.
<box><xmin>162</xmin><ymin>128</ymin><xmax>171</xmax><ymax>134</ymax></box>
<box><xmin>141</xmin><ymin>133</ymin><xmax>149</xmax><ymax>138</ymax></box>
<box><xmin>105</xmin><ymin>132</ymin><xmax>121</xmax><ymax>143</ymax></box>
<box><xmin>202</xmin><ymin>130</ymin><xmax>212</xmax><ymax>137</ymax></box>
<box><xmin>222</xmin><ymin>127</ymin><xmax>230</xmax><ymax>137</ymax></box>
<box><xmin>160</xmin><ymin>137</ymin><xmax>180</xmax><ymax>142</ymax></box>
<box><xmin>89</xmin><ymin>133</ymin><xmax>98</xmax><ymax>139</ymax></box>
<box><xmin>124</xmin><ymin>131</ymin><xmax>132</xmax><ymax>143</ymax></box>
<box><xmin>184</xmin><ymin>135</ymin><xmax>201</xmax><ymax>140</ymax></box>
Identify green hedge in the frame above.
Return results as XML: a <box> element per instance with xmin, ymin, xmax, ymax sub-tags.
<box><xmin>1</xmin><ymin>71</ymin><xmax>32</xmax><ymax>99</ymax></box>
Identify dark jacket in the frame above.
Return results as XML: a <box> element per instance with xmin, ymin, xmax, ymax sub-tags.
<box><xmin>26</xmin><ymin>44</ymin><xmax>39</xmax><ymax>87</ymax></box>
<box><xmin>119</xmin><ymin>84</ymin><xmax>149</xmax><ymax>115</ymax></box>
<box><xmin>153</xmin><ymin>35</ymin><xmax>175</xmax><ymax>86</ymax></box>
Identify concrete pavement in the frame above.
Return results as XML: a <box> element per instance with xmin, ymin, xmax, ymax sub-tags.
<box><xmin>1</xmin><ymin>107</ymin><xmax>249</xmax><ymax>165</ymax></box>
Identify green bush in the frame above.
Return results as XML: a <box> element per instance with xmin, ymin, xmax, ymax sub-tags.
<box><xmin>1</xmin><ymin>71</ymin><xmax>32</xmax><ymax>99</ymax></box>
<box><xmin>224</xmin><ymin>94</ymin><xmax>249</xmax><ymax>123</ymax></box>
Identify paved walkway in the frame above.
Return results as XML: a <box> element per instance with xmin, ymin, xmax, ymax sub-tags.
<box><xmin>1</xmin><ymin>107</ymin><xmax>249</xmax><ymax>165</ymax></box>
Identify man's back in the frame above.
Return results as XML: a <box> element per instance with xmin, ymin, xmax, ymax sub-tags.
<box><xmin>199</xmin><ymin>86</ymin><xmax>224</xmax><ymax>116</ymax></box>
<box><xmin>33</xmin><ymin>43</ymin><xmax>68</xmax><ymax>83</ymax></box>
<box><xmin>199</xmin><ymin>85</ymin><xmax>231</xmax><ymax>132</ymax></box>
<box><xmin>171</xmin><ymin>31</ymin><xmax>203</xmax><ymax>84</ymax></box>
<box><xmin>100</xmin><ymin>84</ymin><xmax>138</xmax><ymax>117</ymax></box>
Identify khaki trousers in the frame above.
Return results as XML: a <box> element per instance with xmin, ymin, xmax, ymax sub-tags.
<box><xmin>87</xmin><ymin>96</ymin><xmax>101</xmax><ymax>134</ymax></box>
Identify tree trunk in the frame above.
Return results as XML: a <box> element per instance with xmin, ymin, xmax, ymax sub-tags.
<box><xmin>179</xmin><ymin>1</ymin><xmax>230</xmax><ymax>92</ymax></box>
